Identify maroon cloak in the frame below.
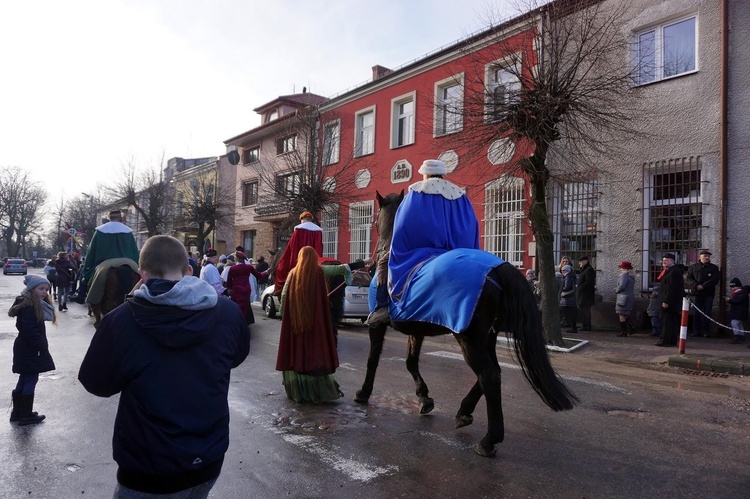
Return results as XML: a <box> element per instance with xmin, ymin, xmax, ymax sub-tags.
<box><xmin>226</xmin><ymin>263</ymin><xmax>265</xmax><ymax>323</ymax></box>
<box><xmin>273</xmin><ymin>226</ymin><xmax>323</xmax><ymax>295</ymax></box>
<box><xmin>275</xmin><ymin>268</ymin><xmax>339</xmax><ymax>376</ymax></box>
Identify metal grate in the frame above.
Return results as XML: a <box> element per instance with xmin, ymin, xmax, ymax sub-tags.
<box><xmin>548</xmin><ymin>176</ymin><xmax>599</xmax><ymax>267</ymax></box>
<box><xmin>642</xmin><ymin>157</ymin><xmax>703</xmax><ymax>285</ymax></box>
<box><xmin>349</xmin><ymin>201</ymin><xmax>373</xmax><ymax>261</ymax></box>
<box><xmin>680</xmin><ymin>369</ymin><xmax>730</xmax><ymax>378</ymax></box>
<box><xmin>321</xmin><ymin>203</ymin><xmax>339</xmax><ymax>258</ymax></box>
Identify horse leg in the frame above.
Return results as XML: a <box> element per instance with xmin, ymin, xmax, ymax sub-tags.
<box><xmin>406</xmin><ymin>334</ymin><xmax>434</xmax><ymax>414</ymax></box>
<box><xmin>455</xmin><ymin>331</ymin><xmax>504</xmax><ymax>458</ymax></box>
<box><xmin>455</xmin><ymin>381</ymin><xmax>482</xmax><ymax>429</ymax></box>
<box><xmin>354</xmin><ymin>323</ymin><xmax>387</xmax><ymax>404</ymax></box>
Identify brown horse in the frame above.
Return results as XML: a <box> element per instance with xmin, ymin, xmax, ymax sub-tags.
<box><xmin>89</xmin><ymin>263</ymin><xmax>140</xmax><ymax>328</ymax></box>
<box><xmin>354</xmin><ymin>192</ymin><xmax>578</xmax><ymax>457</ymax></box>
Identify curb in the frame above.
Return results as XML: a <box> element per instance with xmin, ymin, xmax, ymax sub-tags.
<box><xmin>667</xmin><ymin>354</ymin><xmax>750</xmax><ymax>375</ymax></box>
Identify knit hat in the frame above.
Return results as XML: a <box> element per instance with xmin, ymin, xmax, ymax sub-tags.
<box><xmin>418</xmin><ymin>159</ymin><xmax>447</xmax><ymax>175</ymax></box>
<box><xmin>24</xmin><ymin>275</ymin><xmax>51</xmax><ymax>292</ymax></box>
<box><xmin>618</xmin><ymin>261</ymin><xmax>633</xmax><ymax>270</ymax></box>
<box><xmin>235</xmin><ymin>251</ymin><xmax>247</xmax><ymax>261</ymax></box>
<box><xmin>562</xmin><ymin>265</ymin><xmax>572</xmax><ymax>272</ymax></box>
<box><xmin>729</xmin><ymin>277</ymin><xmax>742</xmax><ymax>288</ymax></box>
<box><xmin>226</xmin><ymin>254</ymin><xmax>235</xmax><ymax>262</ymax></box>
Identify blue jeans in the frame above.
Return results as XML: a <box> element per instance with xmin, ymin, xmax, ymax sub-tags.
<box><xmin>15</xmin><ymin>373</ymin><xmax>39</xmax><ymax>396</ymax></box>
<box><xmin>113</xmin><ymin>478</ymin><xmax>218</xmax><ymax>499</ymax></box>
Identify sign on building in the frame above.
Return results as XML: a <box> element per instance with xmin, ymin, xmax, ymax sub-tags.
<box><xmin>391</xmin><ymin>160</ymin><xmax>412</xmax><ymax>184</ymax></box>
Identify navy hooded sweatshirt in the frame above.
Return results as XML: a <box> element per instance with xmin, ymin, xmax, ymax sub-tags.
<box><xmin>79</xmin><ymin>276</ymin><xmax>249</xmax><ymax>494</ymax></box>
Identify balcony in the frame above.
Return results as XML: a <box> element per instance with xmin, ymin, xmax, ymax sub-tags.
<box><xmin>253</xmin><ymin>195</ymin><xmax>292</xmax><ymax>221</ymax></box>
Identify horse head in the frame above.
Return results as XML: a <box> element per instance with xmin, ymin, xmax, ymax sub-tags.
<box><xmin>375</xmin><ymin>190</ymin><xmax>404</xmax><ymax>258</ymax></box>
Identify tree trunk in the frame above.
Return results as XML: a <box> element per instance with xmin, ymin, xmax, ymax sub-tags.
<box><xmin>526</xmin><ymin>152</ymin><xmax>564</xmax><ymax>346</ymax></box>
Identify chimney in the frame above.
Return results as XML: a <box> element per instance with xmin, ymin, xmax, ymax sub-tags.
<box><xmin>372</xmin><ymin>65</ymin><xmax>392</xmax><ymax>81</ymax></box>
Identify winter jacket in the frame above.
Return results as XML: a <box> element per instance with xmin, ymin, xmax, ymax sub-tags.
<box><xmin>55</xmin><ymin>258</ymin><xmax>76</xmax><ymax>287</ymax></box>
<box><xmin>727</xmin><ymin>287</ymin><xmax>749</xmax><ymax>321</ymax></box>
<box><xmin>657</xmin><ymin>264</ymin><xmax>685</xmax><ymax>314</ymax></box>
<box><xmin>560</xmin><ymin>271</ymin><xmax>577</xmax><ymax>307</ymax></box>
<box><xmin>615</xmin><ymin>271</ymin><xmax>635</xmax><ymax>315</ymax></box>
<box><xmin>78</xmin><ymin>276</ymin><xmax>250</xmax><ymax>494</ymax></box>
<box><xmin>685</xmin><ymin>261</ymin><xmax>721</xmax><ymax>297</ymax></box>
<box><xmin>576</xmin><ymin>263</ymin><xmax>596</xmax><ymax>306</ymax></box>
<box><xmin>9</xmin><ymin>295</ymin><xmax>55</xmax><ymax>374</ymax></box>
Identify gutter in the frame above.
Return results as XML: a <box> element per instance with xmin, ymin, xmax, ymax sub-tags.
<box><xmin>718</xmin><ymin>0</ymin><xmax>729</xmax><ymax>321</ymax></box>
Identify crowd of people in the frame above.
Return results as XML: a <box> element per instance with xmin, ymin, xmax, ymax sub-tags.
<box><xmin>8</xmin><ymin>159</ymin><xmax>750</xmax><ymax>497</ymax></box>
<box><xmin>524</xmin><ymin>249</ymin><xmax>749</xmax><ymax>348</ymax></box>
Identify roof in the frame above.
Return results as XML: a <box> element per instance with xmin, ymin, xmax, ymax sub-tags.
<box><xmin>253</xmin><ymin>92</ymin><xmax>328</xmax><ymax>113</ymax></box>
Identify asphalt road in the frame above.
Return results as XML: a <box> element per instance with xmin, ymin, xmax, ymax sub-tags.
<box><xmin>1</xmin><ymin>270</ymin><xmax>749</xmax><ymax>498</ymax></box>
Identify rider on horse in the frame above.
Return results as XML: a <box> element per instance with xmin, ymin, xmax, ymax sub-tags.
<box><xmin>367</xmin><ymin>159</ymin><xmax>480</xmax><ymax>328</ymax></box>
<box><xmin>78</xmin><ymin>210</ymin><xmax>140</xmax><ymax>302</ymax></box>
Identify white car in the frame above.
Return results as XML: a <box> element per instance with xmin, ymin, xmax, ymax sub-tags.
<box><xmin>261</xmin><ymin>267</ymin><xmax>372</xmax><ymax>322</ymax></box>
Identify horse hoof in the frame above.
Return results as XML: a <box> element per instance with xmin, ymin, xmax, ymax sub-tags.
<box><xmin>419</xmin><ymin>397</ymin><xmax>434</xmax><ymax>414</ymax></box>
<box><xmin>473</xmin><ymin>443</ymin><xmax>496</xmax><ymax>458</ymax></box>
<box><xmin>353</xmin><ymin>391</ymin><xmax>369</xmax><ymax>404</ymax></box>
<box><xmin>455</xmin><ymin>415</ymin><xmax>473</xmax><ymax>429</ymax></box>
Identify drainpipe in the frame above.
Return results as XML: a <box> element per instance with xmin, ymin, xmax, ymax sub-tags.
<box><xmin>718</xmin><ymin>0</ymin><xmax>729</xmax><ymax>322</ymax></box>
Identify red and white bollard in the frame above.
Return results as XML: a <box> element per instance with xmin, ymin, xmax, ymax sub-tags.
<box><xmin>678</xmin><ymin>297</ymin><xmax>690</xmax><ymax>354</ymax></box>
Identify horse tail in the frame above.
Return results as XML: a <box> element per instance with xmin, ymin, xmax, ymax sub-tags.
<box><xmin>494</xmin><ymin>263</ymin><xmax>578</xmax><ymax>411</ymax></box>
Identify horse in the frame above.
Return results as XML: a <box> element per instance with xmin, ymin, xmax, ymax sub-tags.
<box><xmin>354</xmin><ymin>191</ymin><xmax>578</xmax><ymax>457</ymax></box>
<box><xmin>87</xmin><ymin>259</ymin><xmax>140</xmax><ymax>328</ymax></box>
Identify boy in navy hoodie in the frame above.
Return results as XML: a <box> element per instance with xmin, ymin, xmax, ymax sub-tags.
<box><xmin>79</xmin><ymin>235</ymin><xmax>249</xmax><ymax>498</ymax></box>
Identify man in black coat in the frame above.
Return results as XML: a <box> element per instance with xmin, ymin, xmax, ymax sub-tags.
<box><xmin>656</xmin><ymin>253</ymin><xmax>685</xmax><ymax>347</ymax></box>
<box><xmin>684</xmin><ymin>249</ymin><xmax>721</xmax><ymax>337</ymax></box>
<box><xmin>576</xmin><ymin>256</ymin><xmax>596</xmax><ymax>331</ymax></box>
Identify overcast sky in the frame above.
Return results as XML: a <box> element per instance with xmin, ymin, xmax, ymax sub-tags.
<box><xmin>0</xmin><ymin>0</ymin><xmax>517</xmax><ymax>205</ymax></box>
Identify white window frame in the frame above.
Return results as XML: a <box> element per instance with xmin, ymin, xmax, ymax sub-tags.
<box><xmin>354</xmin><ymin>106</ymin><xmax>375</xmax><ymax>157</ymax></box>
<box><xmin>276</xmin><ymin>135</ymin><xmax>296</xmax><ymax>155</ymax></box>
<box><xmin>633</xmin><ymin>14</ymin><xmax>698</xmax><ymax>86</ymax></box>
<box><xmin>322</xmin><ymin>120</ymin><xmax>340</xmax><ymax>166</ymax></box>
<box><xmin>349</xmin><ymin>200</ymin><xmax>374</xmax><ymax>261</ymax></box>
<box><xmin>390</xmin><ymin>91</ymin><xmax>416</xmax><ymax>148</ymax></box>
<box><xmin>483</xmin><ymin>176</ymin><xmax>525</xmax><ymax>266</ymax></box>
<box><xmin>321</xmin><ymin>203</ymin><xmax>339</xmax><ymax>258</ymax></box>
<box><xmin>485</xmin><ymin>57</ymin><xmax>521</xmax><ymax>123</ymax></box>
<box><xmin>434</xmin><ymin>74</ymin><xmax>464</xmax><ymax>137</ymax></box>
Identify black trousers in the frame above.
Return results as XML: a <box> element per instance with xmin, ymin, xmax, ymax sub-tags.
<box><xmin>577</xmin><ymin>303</ymin><xmax>592</xmax><ymax>328</ymax></box>
<box><xmin>660</xmin><ymin>311</ymin><xmax>680</xmax><ymax>345</ymax></box>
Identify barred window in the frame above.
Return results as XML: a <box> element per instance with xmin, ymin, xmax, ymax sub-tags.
<box><xmin>548</xmin><ymin>177</ymin><xmax>599</xmax><ymax>267</ymax></box>
<box><xmin>484</xmin><ymin>176</ymin><xmax>525</xmax><ymax>266</ymax></box>
<box><xmin>349</xmin><ymin>201</ymin><xmax>373</xmax><ymax>261</ymax></box>
<box><xmin>321</xmin><ymin>203</ymin><xmax>339</xmax><ymax>258</ymax></box>
<box><xmin>642</xmin><ymin>157</ymin><xmax>703</xmax><ymax>285</ymax></box>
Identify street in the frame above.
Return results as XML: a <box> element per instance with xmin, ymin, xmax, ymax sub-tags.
<box><xmin>1</xmin><ymin>270</ymin><xmax>749</xmax><ymax>498</ymax></box>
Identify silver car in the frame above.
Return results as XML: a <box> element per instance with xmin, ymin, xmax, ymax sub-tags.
<box><xmin>261</xmin><ymin>268</ymin><xmax>372</xmax><ymax>322</ymax></box>
<box><xmin>3</xmin><ymin>258</ymin><xmax>27</xmax><ymax>275</ymax></box>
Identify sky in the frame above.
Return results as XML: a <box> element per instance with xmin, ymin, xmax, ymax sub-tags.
<box><xmin>0</xmin><ymin>0</ymin><xmax>516</xmax><ymax>206</ymax></box>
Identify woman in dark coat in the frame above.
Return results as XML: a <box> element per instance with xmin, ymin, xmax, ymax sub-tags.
<box><xmin>9</xmin><ymin>275</ymin><xmax>56</xmax><ymax>425</ymax></box>
<box><xmin>560</xmin><ymin>264</ymin><xmax>578</xmax><ymax>333</ymax></box>
<box><xmin>54</xmin><ymin>251</ymin><xmax>76</xmax><ymax>312</ymax></box>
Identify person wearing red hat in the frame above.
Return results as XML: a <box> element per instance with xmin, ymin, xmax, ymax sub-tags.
<box><xmin>273</xmin><ymin>211</ymin><xmax>323</xmax><ymax>297</ymax></box>
<box><xmin>614</xmin><ymin>261</ymin><xmax>635</xmax><ymax>336</ymax></box>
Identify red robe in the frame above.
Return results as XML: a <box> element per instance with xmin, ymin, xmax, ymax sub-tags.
<box><xmin>273</xmin><ymin>224</ymin><xmax>323</xmax><ymax>295</ymax></box>
<box><xmin>275</xmin><ymin>269</ymin><xmax>339</xmax><ymax>375</ymax></box>
<box><xmin>226</xmin><ymin>263</ymin><xmax>265</xmax><ymax>323</ymax></box>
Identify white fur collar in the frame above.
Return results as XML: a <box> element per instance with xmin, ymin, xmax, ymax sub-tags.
<box><xmin>409</xmin><ymin>178</ymin><xmax>465</xmax><ymax>200</ymax></box>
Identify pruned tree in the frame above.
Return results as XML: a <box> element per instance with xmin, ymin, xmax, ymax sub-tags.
<box><xmin>437</xmin><ymin>0</ymin><xmax>637</xmax><ymax>345</ymax></box>
<box><xmin>109</xmin><ymin>156</ymin><xmax>172</xmax><ymax>237</ymax></box>
<box><xmin>0</xmin><ymin>167</ymin><xmax>48</xmax><ymax>258</ymax></box>
<box><xmin>254</xmin><ymin>106</ymin><xmax>374</xmax><ymax>238</ymax></box>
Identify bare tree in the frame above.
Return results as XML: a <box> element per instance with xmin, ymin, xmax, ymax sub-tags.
<box><xmin>254</xmin><ymin>106</ymin><xmax>374</xmax><ymax>236</ymax></box>
<box><xmin>108</xmin><ymin>156</ymin><xmax>172</xmax><ymax>237</ymax></box>
<box><xmin>439</xmin><ymin>0</ymin><xmax>637</xmax><ymax>345</ymax></box>
<box><xmin>173</xmin><ymin>171</ymin><xmax>234</xmax><ymax>251</ymax></box>
<box><xmin>0</xmin><ymin>167</ymin><xmax>48</xmax><ymax>257</ymax></box>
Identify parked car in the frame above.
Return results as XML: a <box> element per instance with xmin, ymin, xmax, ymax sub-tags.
<box><xmin>260</xmin><ymin>266</ymin><xmax>372</xmax><ymax>322</ymax></box>
<box><xmin>3</xmin><ymin>258</ymin><xmax>27</xmax><ymax>275</ymax></box>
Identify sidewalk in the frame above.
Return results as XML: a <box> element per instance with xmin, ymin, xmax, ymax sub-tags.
<box><xmin>557</xmin><ymin>328</ymin><xmax>750</xmax><ymax>375</ymax></box>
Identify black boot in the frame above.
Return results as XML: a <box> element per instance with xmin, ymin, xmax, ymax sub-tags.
<box><xmin>18</xmin><ymin>394</ymin><xmax>45</xmax><ymax>426</ymax></box>
<box><xmin>730</xmin><ymin>335</ymin><xmax>745</xmax><ymax>344</ymax></box>
<box><xmin>626</xmin><ymin>318</ymin><xmax>636</xmax><ymax>335</ymax></box>
<box><xmin>617</xmin><ymin>322</ymin><xmax>627</xmax><ymax>337</ymax></box>
<box><xmin>9</xmin><ymin>390</ymin><xmax>20</xmax><ymax>422</ymax></box>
